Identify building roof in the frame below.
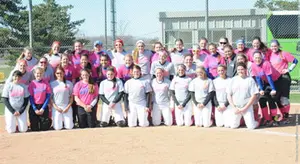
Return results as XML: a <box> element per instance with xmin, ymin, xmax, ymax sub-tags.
<box><xmin>159</xmin><ymin>8</ymin><xmax>269</xmax><ymax>20</ymax></box>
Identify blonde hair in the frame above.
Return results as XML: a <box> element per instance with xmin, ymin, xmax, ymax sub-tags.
<box><xmin>18</xmin><ymin>47</ymin><xmax>33</xmax><ymax>61</ymax></box>
<box><xmin>196</xmin><ymin>66</ymin><xmax>208</xmax><ymax>79</ymax></box>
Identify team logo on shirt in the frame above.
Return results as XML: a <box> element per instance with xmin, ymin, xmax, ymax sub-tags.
<box><xmin>10</xmin><ymin>90</ymin><xmax>25</xmax><ymax>97</ymax></box>
<box><xmin>79</xmin><ymin>87</ymin><xmax>89</xmax><ymax>95</ymax></box>
<box><xmin>34</xmin><ymin>86</ymin><xmax>46</xmax><ymax>94</ymax></box>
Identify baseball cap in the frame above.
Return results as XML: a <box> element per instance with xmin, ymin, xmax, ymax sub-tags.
<box><xmin>94</xmin><ymin>40</ymin><xmax>103</xmax><ymax>47</ymax></box>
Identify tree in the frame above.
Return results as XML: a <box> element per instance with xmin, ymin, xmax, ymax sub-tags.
<box><xmin>1</xmin><ymin>0</ymin><xmax>88</xmax><ymax>65</ymax></box>
<box><xmin>254</xmin><ymin>0</ymin><xmax>298</xmax><ymax>10</ymax></box>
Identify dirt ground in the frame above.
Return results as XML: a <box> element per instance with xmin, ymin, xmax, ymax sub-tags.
<box><xmin>0</xmin><ymin>105</ymin><xmax>300</xmax><ymax>164</ymax></box>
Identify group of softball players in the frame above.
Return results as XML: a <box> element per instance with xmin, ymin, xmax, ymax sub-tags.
<box><xmin>2</xmin><ymin>36</ymin><xmax>298</xmax><ymax>133</ymax></box>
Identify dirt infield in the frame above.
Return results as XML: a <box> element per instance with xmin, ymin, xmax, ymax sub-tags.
<box><xmin>0</xmin><ymin>105</ymin><xmax>299</xmax><ymax>164</ymax></box>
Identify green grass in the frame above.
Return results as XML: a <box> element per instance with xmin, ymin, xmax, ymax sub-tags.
<box><xmin>290</xmin><ymin>93</ymin><xmax>300</xmax><ymax>103</ymax></box>
<box><xmin>0</xmin><ymin>66</ymin><xmax>13</xmax><ymax>82</ymax></box>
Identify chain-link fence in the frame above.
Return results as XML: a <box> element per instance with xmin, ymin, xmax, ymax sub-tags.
<box><xmin>0</xmin><ymin>0</ymin><xmax>299</xmax><ymax>91</ymax></box>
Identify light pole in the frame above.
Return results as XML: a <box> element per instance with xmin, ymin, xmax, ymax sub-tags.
<box><xmin>104</xmin><ymin>0</ymin><xmax>108</xmax><ymax>49</ymax></box>
<box><xmin>205</xmin><ymin>0</ymin><xmax>209</xmax><ymax>40</ymax></box>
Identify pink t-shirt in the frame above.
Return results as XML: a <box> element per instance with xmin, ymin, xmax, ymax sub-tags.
<box><xmin>71</xmin><ymin>50</ymin><xmax>90</xmax><ymax>69</ymax></box>
<box><xmin>217</xmin><ymin>47</ymin><xmax>225</xmax><ymax>57</ymax></box>
<box><xmin>203</xmin><ymin>54</ymin><xmax>226</xmax><ymax>78</ymax></box>
<box><xmin>63</xmin><ymin>64</ymin><xmax>76</xmax><ymax>82</ymax></box>
<box><xmin>270</xmin><ymin>51</ymin><xmax>295</xmax><ymax>74</ymax></box>
<box><xmin>251</xmin><ymin>61</ymin><xmax>281</xmax><ymax>82</ymax></box>
<box><xmin>28</xmin><ymin>80</ymin><xmax>51</xmax><ymax>104</ymax></box>
<box><xmin>247</xmin><ymin>48</ymin><xmax>272</xmax><ymax>62</ymax></box>
<box><xmin>89</xmin><ymin>51</ymin><xmax>111</xmax><ymax>68</ymax></box>
<box><xmin>150</xmin><ymin>52</ymin><xmax>171</xmax><ymax>64</ymax></box>
<box><xmin>234</xmin><ymin>48</ymin><xmax>249</xmax><ymax>55</ymax></box>
<box><xmin>74</xmin><ymin>64</ymin><xmax>98</xmax><ymax>79</ymax></box>
<box><xmin>73</xmin><ymin>81</ymin><xmax>99</xmax><ymax>105</ymax></box>
<box><xmin>117</xmin><ymin>65</ymin><xmax>132</xmax><ymax>82</ymax></box>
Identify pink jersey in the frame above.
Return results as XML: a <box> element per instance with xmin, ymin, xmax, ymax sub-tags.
<box><xmin>74</xmin><ymin>64</ymin><xmax>98</xmax><ymax>79</ymax></box>
<box><xmin>247</xmin><ymin>48</ymin><xmax>272</xmax><ymax>62</ymax></box>
<box><xmin>63</xmin><ymin>64</ymin><xmax>76</xmax><ymax>82</ymax></box>
<box><xmin>44</xmin><ymin>53</ymin><xmax>61</xmax><ymax>69</ymax></box>
<box><xmin>28</xmin><ymin>80</ymin><xmax>51</xmax><ymax>104</ymax></box>
<box><xmin>251</xmin><ymin>61</ymin><xmax>281</xmax><ymax>82</ymax></box>
<box><xmin>234</xmin><ymin>48</ymin><xmax>249</xmax><ymax>55</ymax></box>
<box><xmin>150</xmin><ymin>52</ymin><xmax>171</xmax><ymax>64</ymax></box>
<box><xmin>117</xmin><ymin>64</ymin><xmax>132</xmax><ymax>82</ymax></box>
<box><xmin>217</xmin><ymin>47</ymin><xmax>225</xmax><ymax>57</ymax></box>
<box><xmin>73</xmin><ymin>81</ymin><xmax>99</xmax><ymax>105</ymax></box>
<box><xmin>203</xmin><ymin>54</ymin><xmax>226</xmax><ymax>77</ymax></box>
<box><xmin>89</xmin><ymin>50</ymin><xmax>111</xmax><ymax>68</ymax></box>
<box><xmin>71</xmin><ymin>50</ymin><xmax>90</xmax><ymax>69</ymax></box>
<box><xmin>270</xmin><ymin>51</ymin><xmax>295</xmax><ymax>74</ymax></box>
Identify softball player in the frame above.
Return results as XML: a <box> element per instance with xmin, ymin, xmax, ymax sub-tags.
<box><xmin>60</xmin><ymin>53</ymin><xmax>76</xmax><ymax>84</ymax></box>
<box><xmin>269</xmin><ymin>40</ymin><xmax>298</xmax><ymax>124</ymax></box>
<box><xmin>236</xmin><ymin>54</ymin><xmax>252</xmax><ymax>76</ymax></box>
<box><xmin>184</xmin><ymin>54</ymin><xmax>197</xmax><ymax>79</ymax></box>
<box><xmin>189</xmin><ymin>66</ymin><xmax>215</xmax><ymax>127</ymax></box>
<box><xmin>17</xmin><ymin>46</ymin><xmax>38</xmax><ymax>72</ymax></box>
<box><xmin>169</xmin><ymin>39</ymin><xmax>190</xmax><ymax>69</ymax></box>
<box><xmin>28</xmin><ymin>67</ymin><xmax>52</xmax><ymax>131</ymax></box>
<box><xmin>217</xmin><ymin>37</ymin><xmax>229</xmax><ymax>57</ymax></box>
<box><xmin>124</xmin><ymin>65</ymin><xmax>152</xmax><ymax>127</ymax></box>
<box><xmin>224</xmin><ymin>45</ymin><xmax>237</xmax><ymax>78</ymax></box>
<box><xmin>33</xmin><ymin>57</ymin><xmax>55</xmax><ymax>83</ymax></box>
<box><xmin>227</xmin><ymin>62</ymin><xmax>259</xmax><ymax>129</ymax></box>
<box><xmin>132</xmin><ymin>40</ymin><xmax>152</xmax><ymax>80</ymax></box>
<box><xmin>234</xmin><ymin>39</ymin><xmax>249</xmax><ymax>55</ymax></box>
<box><xmin>191</xmin><ymin>45</ymin><xmax>207</xmax><ymax>66</ymax></box>
<box><xmin>73</xmin><ymin>68</ymin><xmax>99</xmax><ymax>128</ymax></box>
<box><xmin>117</xmin><ymin>54</ymin><xmax>134</xmax><ymax>83</ymax></box>
<box><xmin>44</xmin><ymin>41</ymin><xmax>62</xmax><ymax>69</ymax></box>
<box><xmin>97</xmin><ymin>54</ymin><xmax>117</xmax><ymax>84</ymax></box>
<box><xmin>99</xmin><ymin>66</ymin><xmax>126</xmax><ymax>127</ymax></box>
<box><xmin>169</xmin><ymin>64</ymin><xmax>192</xmax><ymax>126</ymax></box>
<box><xmin>50</xmin><ymin>66</ymin><xmax>74</xmax><ymax>130</ymax></box>
<box><xmin>213</xmin><ymin>65</ymin><xmax>231</xmax><ymax>127</ymax></box>
<box><xmin>198</xmin><ymin>37</ymin><xmax>210</xmax><ymax>55</ymax></box>
<box><xmin>71</xmin><ymin>41</ymin><xmax>90</xmax><ymax>69</ymax></box>
<box><xmin>150</xmin><ymin>51</ymin><xmax>175</xmax><ymax>80</ymax></box>
<box><xmin>252</xmin><ymin>51</ymin><xmax>282</xmax><ymax>126</ymax></box>
<box><xmin>109</xmin><ymin>39</ymin><xmax>127</xmax><ymax>70</ymax></box>
<box><xmin>151</xmin><ymin>68</ymin><xmax>173</xmax><ymax>126</ymax></box>
<box><xmin>203</xmin><ymin>43</ymin><xmax>226</xmax><ymax>79</ymax></box>
<box><xmin>2</xmin><ymin>70</ymin><xmax>30</xmax><ymax>133</ymax></box>
<box><xmin>6</xmin><ymin>59</ymin><xmax>33</xmax><ymax>86</ymax></box>
<box><xmin>150</xmin><ymin>42</ymin><xmax>171</xmax><ymax>64</ymax></box>
<box><xmin>89</xmin><ymin>40</ymin><xmax>110</xmax><ymax>68</ymax></box>
<box><xmin>247</xmin><ymin>36</ymin><xmax>272</xmax><ymax>62</ymax></box>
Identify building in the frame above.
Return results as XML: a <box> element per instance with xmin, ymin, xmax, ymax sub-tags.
<box><xmin>159</xmin><ymin>8</ymin><xmax>269</xmax><ymax>48</ymax></box>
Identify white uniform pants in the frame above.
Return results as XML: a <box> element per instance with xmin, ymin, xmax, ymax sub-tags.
<box><xmin>229</xmin><ymin>105</ymin><xmax>258</xmax><ymax>130</ymax></box>
<box><xmin>128</xmin><ymin>102</ymin><xmax>149</xmax><ymax>127</ymax></box>
<box><xmin>215</xmin><ymin>103</ymin><xmax>231</xmax><ymax>128</ymax></box>
<box><xmin>101</xmin><ymin>103</ymin><xmax>124</xmax><ymax>123</ymax></box>
<box><xmin>52</xmin><ymin>105</ymin><xmax>74</xmax><ymax>130</ymax></box>
<box><xmin>5</xmin><ymin>108</ymin><xmax>28</xmax><ymax>133</ymax></box>
<box><xmin>175</xmin><ymin>101</ymin><xmax>192</xmax><ymax>126</ymax></box>
<box><xmin>152</xmin><ymin>102</ymin><xmax>172</xmax><ymax>126</ymax></box>
<box><xmin>193</xmin><ymin>102</ymin><xmax>212</xmax><ymax>127</ymax></box>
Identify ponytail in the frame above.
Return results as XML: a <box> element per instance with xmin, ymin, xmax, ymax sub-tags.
<box><xmin>132</xmin><ymin>48</ymin><xmax>139</xmax><ymax>64</ymax></box>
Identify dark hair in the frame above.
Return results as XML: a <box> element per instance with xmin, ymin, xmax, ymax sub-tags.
<box><xmin>12</xmin><ymin>70</ymin><xmax>23</xmax><ymax>78</ymax></box>
<box><xmin>208</xmin><ymin>43</ymin><xmax>217</xmax><ymax>49</ymax></box>
<box><xmin>175</xmin><ymin>38</ymin><xmax>184</xmax><ymax>44</ymax></box>
<box><xmin>106</xmin><ymin>66</ymin><xmax>117</xmax><ymax>89</ymax></box>
<box><xmin>236</xmin><ymin>62</ymin><xmax>247</xmax><ymax>69</ymax></box>
<box><xmin>184</xmin><ymin>53</ymin><xmax>193</xmax><ymax>59</ymax></box>
<box><xmin>219</xmin><ymin>37</ymin><xmax>229</xmax><ymax>43</ymax></box>
<box><xmin>252</xmin><ymin>36</ymin><xmax>268</xmax><ymax>52</ymax></box>
<box><xmin>55</xmin><ymin>65</ymin><xmax>67</xmax><ymax>88</ymax></box>
<box><xmin>236</xmin><ymin>53</ymin><xmax>248</xmax><ymax>64</ymax></box>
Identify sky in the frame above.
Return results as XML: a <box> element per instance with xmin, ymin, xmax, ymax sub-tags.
<box><xmin>24</xmin><ymin>0</ymin><xmax>257</xmax><ymax>38</ymax></box>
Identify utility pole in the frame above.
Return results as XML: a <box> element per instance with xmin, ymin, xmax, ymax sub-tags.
<box><xmin>28</xmin><ymin>0</ymin><xmax>33</xmax><ymax>48</ymax></box>
<box><xmin>104</xmin><ymin>0</ymin><xmax>108</xmax><ymax>49</ymax></box>
<box><xmin>111</xmin><ymin>0</ymin><xmax>116</xmax><ymax>44</ymax></box>
<box><xmin>205</xmin><ymin>0</ymin><xmax>209</xmax><ymax>40</ymax></box>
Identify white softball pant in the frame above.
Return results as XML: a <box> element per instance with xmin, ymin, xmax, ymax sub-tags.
<box><xmin>193</xmin><ymin>102</ymin><xmax>212</xmax><ymax>127</ymax></box>
<box><xmin>52</xmin><ymin>105</ymin><xmax>74</xmax><ymax>130</ymax></box>
<box><xmin>128</xmin><ymin>102</ymin><xmax>149</xmax><ymax>127</ymax></box>
<box><xmin>101</xmin><ymin>103</ymin><xmax>124</xmax><ymax>123</ymax></box>
<box><xmin>215</xmin><ymin>103</ymin><xmax>231</xmax><ymax>128</ymax></box>
<box><xmin>152</xmin><ymin>102</ymin><xmax>173</xmax><ymax>126</ymax></box>
<box><xmin>5</xmin><ymin>108</ymin><xmax>28</xmax><ymax>133</ymax></box>
<box><xmin>229</xmin><ymin>105</ymin><xmax>258</xmax><ymax>130</ymax></box>
<box><xmin>175</xmin><ymin>101</ymin><xmax>192</xmax><ymax>126</ymax></box>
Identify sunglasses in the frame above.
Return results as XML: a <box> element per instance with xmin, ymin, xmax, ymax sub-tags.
<box><xmin>219</xmin><ymin>42</ymin><xmax>227</xmax><ymax>44</ymax></box>
<box><xmin>40</xmin><ymin>61</ymin><xmax>47</xmax><ymax>64</ymax></box>
<box><xmin>55</xmin><ymin>72</ymin><xmax>63</xmax><ymax>75</ymax></box>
